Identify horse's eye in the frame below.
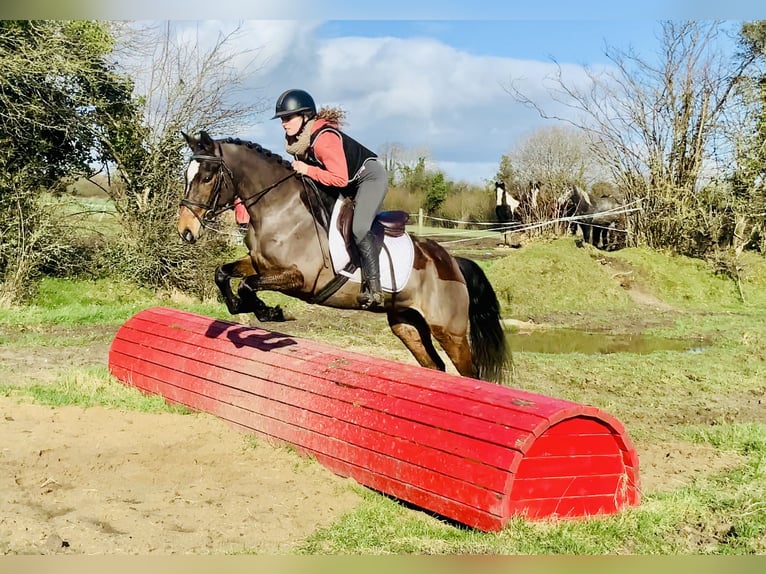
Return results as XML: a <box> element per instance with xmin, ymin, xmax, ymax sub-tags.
<box><xmin>202</xmin><ymin>174</ymin><xmax>214</xmax><ymax>183</ymax></box>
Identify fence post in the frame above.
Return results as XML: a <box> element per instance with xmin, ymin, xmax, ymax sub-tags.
<box><xmin>418</xmin><ymin>208</ymin><xmax>424</xmax><ymax>235</ymax></box>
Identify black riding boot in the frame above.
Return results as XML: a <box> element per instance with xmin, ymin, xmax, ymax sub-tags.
<box><xmin>356</xmin><ymin>231</ymin><xmax>384</xmax><ymax>309</ymax></box>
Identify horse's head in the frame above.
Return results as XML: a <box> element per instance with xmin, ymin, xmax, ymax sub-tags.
<box><xmin>177</xmin><ymin>130</ymin><xmax>237</xmax><ymax>243</ymax></box>
<box><xmin>571</xmin><ymin>184</ymin><xmax>592</xmax><ymax>206</ymax></box>
<box><xmin>528</xmin><ymin>181</ymin><xmax>541</xmax><ymax>209</ymax></box>
<box><xmin>557</xmin><ymin>182</ymin><xmax>585</xmax><ymax>206</ymax></box>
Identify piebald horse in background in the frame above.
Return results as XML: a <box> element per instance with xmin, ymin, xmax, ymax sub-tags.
<box><xmin>177</xmin><ymin>131</ymin><xmax>512</xmax><ymax>383</ymax></box>
<box><xmin>494</xmin><ymin>180</ymin><xmax>521</xmax><ymax>246</ymax></box>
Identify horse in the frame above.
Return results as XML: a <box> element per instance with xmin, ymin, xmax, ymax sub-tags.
<box><xmin>558</xmin><ymin>183</ymin><xmax>625</xmax><ymax>250</ymax></box>
<box><xmin>494</xmin><ymin>180</ymin><xmax>522</xmax><ymax>246</ymax></box>
<box><xmin>177</xmin><ymin>131</ymin><xmax>512</xmax><ymax>383</ymax></box>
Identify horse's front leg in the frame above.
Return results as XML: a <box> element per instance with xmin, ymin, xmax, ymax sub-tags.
<box><xmin>581</xmin><ymin>222</ymin><xmax>592</xmax><ymax>245</ymax></box>
<box><xmin>236</xmin><ymin>266</ymin><xmax>306</xmax><ymax>323</ymax></box>
<box><xmin>213</xmin><ymin>258</ymin><xmax>270</xmax><ymax>317</ymax></box>
<box><xmin>215</xmin><ymin>260</ymin><xmax>286</xmax><ymax>322</ymax></box>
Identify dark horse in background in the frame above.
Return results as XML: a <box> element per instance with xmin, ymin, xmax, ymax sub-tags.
<box><xmin>494</xmin><ymin>180</ymin><xmax>541</xmax><ymax>245</ymax></box>
<box><xmin>558</xmin><ymin>183</ymin><xmax>626</xmax><ymax>250</ymax></box>
<box><xmin>177</xmin><ymin>131</ymin><xmax>512</xmax><ymax>383</ymax></box>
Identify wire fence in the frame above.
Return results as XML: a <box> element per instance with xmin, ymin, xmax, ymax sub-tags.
<box><xmin>217</xmin><ymin>198</ymin><xmax>644</xmax><ymax>248</ymax></box>
<box><xmin>410</xmin><ymin>199</ymin><xmax>644</xmax><ymax>246</ymax></box>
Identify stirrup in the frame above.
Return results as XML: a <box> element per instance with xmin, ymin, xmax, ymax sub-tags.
<box><xmin>357</xmin><ymin>289</ymin><xmax>384</xmax><ymax>309</ymax></box>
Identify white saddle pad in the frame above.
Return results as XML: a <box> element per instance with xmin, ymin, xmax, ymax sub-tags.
<box><xmin>328</xmin><ymin>199</ymin><xmax>414</xmax><ymax>293</ymax></box>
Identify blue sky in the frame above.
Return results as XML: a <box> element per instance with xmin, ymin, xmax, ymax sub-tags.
<box><xmin>9</xmin><ymin>2</ymin><xmax>758</xmax><ymax>184</ymax></box>
<box><xmin>175</xmin><ymin>18</ymin><xmax>737</xmax><ymax>185</ymax></box>
<box><xmin>316</xmin><ymin>20</ymin><xmax>664</xmax><ymax>65</ymax></box>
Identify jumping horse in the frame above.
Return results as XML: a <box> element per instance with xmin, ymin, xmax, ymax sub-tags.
<box><xmin>177</xmin><ymin>131</ymin><xmax>512</xmax><ymax>383</ymax></box>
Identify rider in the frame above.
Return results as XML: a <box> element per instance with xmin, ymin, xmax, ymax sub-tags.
<box><xmin>273</xmin><ymin>88</ymin><xmax>388</xmax><ymax>309</ymax></box>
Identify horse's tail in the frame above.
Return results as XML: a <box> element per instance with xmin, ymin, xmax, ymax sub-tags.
<box><xmin>455</xmin><ymin>256</ymin><xmax>513</xmax><ymax>384</ymax></box>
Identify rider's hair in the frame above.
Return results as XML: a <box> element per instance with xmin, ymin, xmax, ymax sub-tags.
<box><xmin>317</xmin><ymin>106</ymin><xmax>347</xmax><ymax>127</ymax></box>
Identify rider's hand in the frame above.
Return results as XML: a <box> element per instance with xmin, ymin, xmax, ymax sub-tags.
<box><xmin>292</xmin><ymin>160</ymin><xmax>309</xmax><ymax>175</ymax></box>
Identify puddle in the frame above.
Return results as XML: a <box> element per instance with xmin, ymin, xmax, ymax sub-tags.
<box><xmin>510</xmin><ymin>328</ymin><xmax>709</xmax><ymax>355</ymax></box>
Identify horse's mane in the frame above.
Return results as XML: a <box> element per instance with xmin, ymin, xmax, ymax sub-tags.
<box><xmin>221</xmin><ymin>137</ymin><xmax>294</xmax><ymax>170</ymax></box>
<box><xmin>220</xmin><ymin>137</ymin><xmax>336</xmax><ymax>231</ymax></box>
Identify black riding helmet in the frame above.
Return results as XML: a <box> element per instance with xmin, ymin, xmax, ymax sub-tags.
<box><xmin>272</xmin><ymin>89</ymin><xmax>317</xmax><ymax>119</ymax></box>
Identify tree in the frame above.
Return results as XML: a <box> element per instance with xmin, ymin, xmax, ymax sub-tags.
<box><xmin>505</xmin><ymin>21</ymin><xmax>761</xmax><ymax>254</ymax></box>
<box><xmin>500</xmin><ymin>125</ymin><xmax>593</xmax><ymax>190</ymax></box>
<box><xmin>496</xmin><ymin>125</ymin><xmax>597</xmax><ymax>234</ymax></box>
<box><xmin>424</xmin><ymin>171</ymin><xmax>448</xmax><ymax>215</ymax></box>
<box><xmin>91</xmin><ymin>22</ymin><xmax>269</xmax><ymax>292</ymax></box>
<box><xmin>727</xmin><ymin>21</ymin><xmax>766</xmax><ymax>254</ymax></box>
<box><xmin>378</xmin><ymin>142</ymin><xmax>407</xmax><ymax>186</ymax></box>
<box><xmin>0</xmin><ymin>20</ymin><xmax>139</xmax><ymax>304</ymax></box>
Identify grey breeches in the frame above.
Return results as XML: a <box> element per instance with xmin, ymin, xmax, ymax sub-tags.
<box><xmin>350</xmin><ymin>159</ymin><xmax>388</xmax><ymax>243</ymax></box>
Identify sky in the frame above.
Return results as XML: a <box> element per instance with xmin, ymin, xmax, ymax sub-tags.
<box><xmin>169</xmin><ymin>18</ymin><xmax>735</xmax><ymax>185</ymax></box>
<box><xmin>6</xmin><ymin>1</ymin><xmax>765</xmax><ymax>184</ymax></box>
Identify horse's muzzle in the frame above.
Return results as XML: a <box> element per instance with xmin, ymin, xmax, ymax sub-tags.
<box><xmin>179</xmin><ymin>229</ymin><xmax>197</xmax><ymax>244</ymax></box>
<box><xmin>177</xmin><ymin>205</ymin><xmax>203</xmax><ymax>243</ymax></box>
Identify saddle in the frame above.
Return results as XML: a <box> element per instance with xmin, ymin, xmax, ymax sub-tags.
<box><xmin>335</xmin><ymin>197</ymin><xmax>409</xmax><ymax>259</ymax></box>
<box><xmin>309</xmin><ymin>197</ymin><xmax>414</xmax><ymax>304</ymax></box>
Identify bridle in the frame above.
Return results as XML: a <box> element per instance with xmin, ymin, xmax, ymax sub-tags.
<box><xmin>179</xmin><ymin>147</ymin><xmax>235</xmax><ymax>224</ymax></box>
<box><xmin>179</xmin><ymin>143</ymin><xmax>297</xmax><ymax>226</ymax></box>
<box><xmin>179</xmin><ymin>137</ymin><xmax>334</xmax><ymax>278</ymax></box>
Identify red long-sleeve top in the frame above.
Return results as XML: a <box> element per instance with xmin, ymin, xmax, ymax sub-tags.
<box><xmin>304</xmin><ymin>119</ymin><xmax>349</xmax><ymax>187</ymax></box>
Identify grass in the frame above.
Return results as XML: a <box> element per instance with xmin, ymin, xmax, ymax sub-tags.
<box><xmin>0</xmin><ymin>365</ymin><xmax>191</xmax><ymax>414</ymax></box>
<box><xmin>0</xmin><ymin>276</ymin><xmax>229</xmax><ymax>331</ymax></box>
<box><xmin>609</xmin><ymin>247</ymin><xmax>766</xmax><ymax>311</ymax></box>
<box><xmin>2</xmin><ymin>235</ymin><xmax>766</xmax><ymax>554</ymax></box>
<box><xmin>483</xmin><ymin>238</ymin><xmax>636</xmax><ymax>321</ymax></box>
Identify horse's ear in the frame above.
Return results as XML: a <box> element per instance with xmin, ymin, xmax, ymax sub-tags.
<box><xmin>181</xmin><ymin>130</ymin><xmax>215</xmax><ymax>154</ymax></box>
<box><xmin>181</xmin><ymin>131</ymin><xmax>197</xmax><ymax>149</ymax></box>
<box><xmin>199</xmin><ymin>131</ymin><xmax>215</xmax><ymax>149</ymax></box>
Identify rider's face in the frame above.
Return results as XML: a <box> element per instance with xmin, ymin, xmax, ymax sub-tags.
<box><xmin>281</xmin><ymin>114</ymin><xmax>303</xmax><ymax>137</ymax></box>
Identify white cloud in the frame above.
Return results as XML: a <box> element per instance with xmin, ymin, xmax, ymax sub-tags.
<box><xmin>151</xmin><ymin>21</ymin><xmax>598</xmax><ymax>184</ymax></box>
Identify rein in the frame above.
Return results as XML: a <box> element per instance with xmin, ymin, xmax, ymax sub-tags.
<box><xmin>239</xmin><ymin>171</ymin><xmax>296</xmax><ymax>211</ymax></box>
<box><xmin>180</xmin><ymin>146</ymin><xmax>296</xmax><ymax>225</ymax></box>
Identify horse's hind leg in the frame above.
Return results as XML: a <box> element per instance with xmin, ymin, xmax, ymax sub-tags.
<box><xmin>387</xmin><ymin>309</ymin><xmax>446</xmax><ymax>371</ymax></box>
<box><xmin>430</xmin><ymin>328</ymin><xmax>475</xmax><ymax>378</ymax></box>
<box><xmin>592</xmin><ymin>226</ymin><xmax>603</xmax><ymax>249</ymax></box>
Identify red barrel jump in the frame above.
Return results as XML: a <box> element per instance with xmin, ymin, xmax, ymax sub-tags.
<box><xmin>108</xmin><ymin>307</ymin><xmax>640</xmax><ymax>531</ymax></box>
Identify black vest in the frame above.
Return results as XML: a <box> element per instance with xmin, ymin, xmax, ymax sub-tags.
<box><xmin>304</xmin><ymin>126</ymin><xmax>377</xmax><ymax>197</ymax></box>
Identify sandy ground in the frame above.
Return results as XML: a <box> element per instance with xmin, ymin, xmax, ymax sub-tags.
<box><xmin>0</xmin><ymin>391</ymin><xmax>362</xmax><ymax>555</ymax></box>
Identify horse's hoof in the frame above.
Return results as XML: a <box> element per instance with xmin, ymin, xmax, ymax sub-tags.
<box><xmin>268</xmin><ymin>306</ymin><xmax>285</xmax><ymax>322</ymax></box>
